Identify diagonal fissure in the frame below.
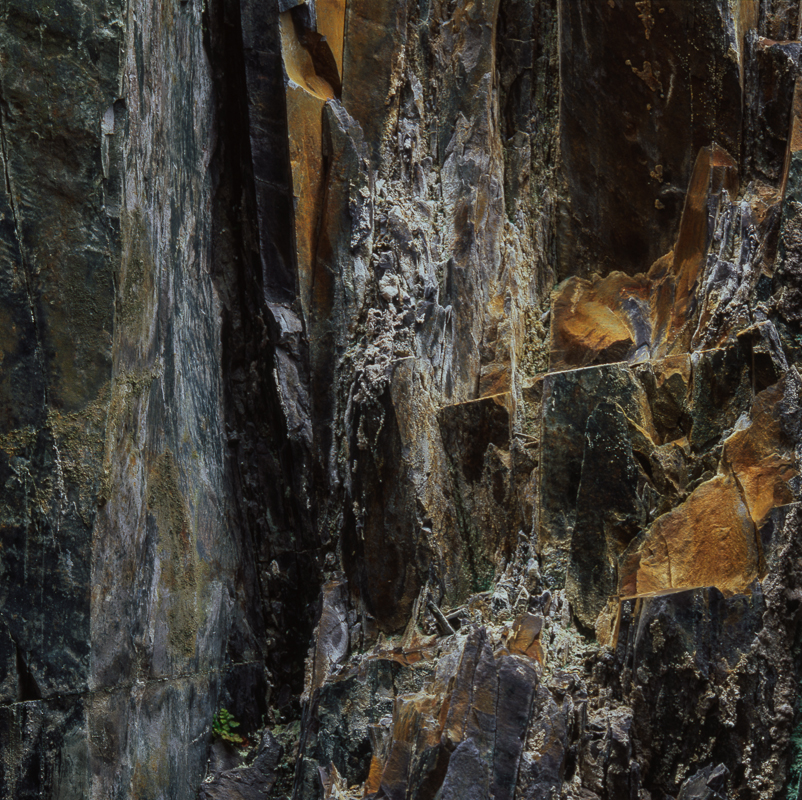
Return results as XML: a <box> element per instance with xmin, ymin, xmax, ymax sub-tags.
<box><xmin>0</xmin><ymin>77</ymin><xmax>48</xmax><ymax>408</ymax></box>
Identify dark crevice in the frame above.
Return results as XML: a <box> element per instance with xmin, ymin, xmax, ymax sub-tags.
<box><xmin>633</xmin><ymin>449</ymin><xmax>656</xmax><ymax>486</ymax></box>
<box><xmin>14</xmin><ymin>643</ymin><xmax>41</xmax><ymax>702</ymax></box>
<box><xmin>205</xmin><ymin>0</ymin><xmax>322</xmax><ymax>713</ymax></box>
<box><xmin>0</xmin><ymin>77</ymin><xmax>48</xmax><ymax>410</ymax></box>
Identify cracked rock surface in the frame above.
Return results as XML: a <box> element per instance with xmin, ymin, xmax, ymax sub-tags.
<box><xmin>4</xmin><ymin>0</ymin><xmax>802</xmax><ymax>799</ymax></box>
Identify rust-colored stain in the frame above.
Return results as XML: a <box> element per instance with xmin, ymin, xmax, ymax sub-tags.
<box><xmin>617</xmin><ymin>374</ymin><xmax>798</xmax><ymax>603</ymax></box>
<box><xmin>620</xmin><ymin>473</ymin><xmax>760</xmax><ymax>599</ymax></box>
<box><xmin>546</xmin><ymin>138</ymin><xmax>800</xmax><ymax>614</ymax></box>
<box><xmin>721</xmin><ymin>380</ymin><xmax>796</xmax><ymax>527</ymax></box>
<box><xmin>286</xmin><ymin>86</ymin><xmax>326</xmax><ymax>318</ymax></box>
<box><xmin>279</xmin><ymin>6</ymin><xmax>350</xmax><ymax>319</ymax></box>
<box><xmin>549</xmin><ymin>271</ymin><xmax>651</xmax><ymax>368</ymax></box>
<box><xmin>549</xmin><ymin>144</ymin><xmax>741</xmax><ymax>371</ymax></box>
<box><xmin>316</xmin><ymin>0</ymin><xmax>346</xmax><ymax>79</ymax></box>
<box><xmin>280</xmin><ymin>12</ymin><xmax>336</xmax><ymax>101</ymax></box>
<box><xmin>506</xmin><ymin>612</ymin><xmax>544</xmax><ymax>663</ymax></box>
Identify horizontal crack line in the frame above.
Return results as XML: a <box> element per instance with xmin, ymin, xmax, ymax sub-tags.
<box><xmin>0</xmin><ymin>660</ymin><xmax>265</xmax><ymax>711</ymax></box>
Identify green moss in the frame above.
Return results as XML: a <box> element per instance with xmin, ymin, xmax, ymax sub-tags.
<box><xmin>118</xmin><ymin>209</ymin><xmax>157</xmax><ymax>341</ymax></box>
<box><xmin>147</xmin><ymin>449</ymin><xmax>200</xmax><ymax>660</ymax></box>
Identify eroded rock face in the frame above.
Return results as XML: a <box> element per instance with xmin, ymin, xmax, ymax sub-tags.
<box><xmin>0</xmin><ymin>0</ymin><xmax>268</xmax><ymax>797</ymax></box>
<box><xmin>273</xmin><ymin>0</ymin><xmax>802</xmax><ymax>797</ymax></box>
<box><xmin>4</xmin><ymin>0</ymin><xmax>802</xmax><ymax>798</ymax></box>
<box><xmin>558</xmin><ymin>0</ymin><xmax>749</xmax><ymax>280</ymax></box>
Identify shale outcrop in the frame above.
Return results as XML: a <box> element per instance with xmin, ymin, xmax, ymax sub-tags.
<box><xmin>3</xmin><ymin>0</ymin><xmax>802</xmax><ymax>799</ymax></box>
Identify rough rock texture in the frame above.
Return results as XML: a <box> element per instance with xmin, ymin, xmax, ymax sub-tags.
<box><xmin>199</xmin><ymin>732</ymin><xmax>282</xmax><ymax>800</ymax></box>
<box><xmin>0</xmin><ymin>0</ymin><xmax>267</xmax><ymax>796</ymax></box>
<box><xmin>4</xmin><ymin>0</ymin><xmax>802</xmax><ymax>798</ymax></box>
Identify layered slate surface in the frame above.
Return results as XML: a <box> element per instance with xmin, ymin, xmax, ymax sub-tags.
<box><xmin>4</xmin><ymin>0</ymin><xmax>802</xmax><ymax>798</ymax></box>
<box><xmin>0</xmin><ymin>0</ymin><xmax>268</xmax><ymax>797</ymax></box>
<box><xmin>273</xmin><ymin>2</ymin><xmax>802</xmax><ymax>799</ymax></box>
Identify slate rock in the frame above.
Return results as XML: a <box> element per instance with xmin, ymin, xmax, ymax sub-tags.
<box><xmin>676</xmin><ymin>764</ymin><xmax>729</xmax><ymax>800</ymax></box>
<box><xmin>438</xmin><ymin>739</ymin><xmax>490</xmax><ymax>800</ymax></box>
<box><xmin>199</xmin><ymin>732</ymin><xmax>282</xmax><ymax>800</ymax></box>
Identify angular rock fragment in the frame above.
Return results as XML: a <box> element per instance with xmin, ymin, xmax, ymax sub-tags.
<box><xmin>550</xmin><ymin>143</ymin><xmax>756</xmax><ymax>372</ymax></box>
<box><xmin>676</xmin><ymin>763</ymin><xmax>729</xmax><ymax>800</ymax></box>
<box><xmin>620</xmin><ymin>472</ymin><xmax>760</xmax><ymax>598</ymax></box>
<box><xmin>506</xmin><ymin>613</ymin><xmax>544</xmax><ymax>663</ymax></box>
<box><xmin>199</xmin><ymin>732</ymin><xmax>282</xmax><ymax>800</ymax></box>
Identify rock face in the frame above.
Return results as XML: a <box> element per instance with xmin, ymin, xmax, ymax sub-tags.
<box><xmin>3</xmin><ymin>0</ymin><xmax>802</xmax><ymax>798</ymax></box>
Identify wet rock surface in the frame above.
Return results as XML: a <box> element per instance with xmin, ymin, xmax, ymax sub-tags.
<box><xmin>3</xmin><ymin>0</ymin><xmax>802</xmax><ymax>798</ymax></box>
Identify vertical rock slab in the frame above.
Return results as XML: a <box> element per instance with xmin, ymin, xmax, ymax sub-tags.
<box><xmin>280</xmin><ymin>9</ymin><xmax>336</xmax><ymax>319</ymax></box>
<box><xmin>317</xmin><ymin>0</ymin><xmax>346</xmax><ymax>77</ymax></box>
<box><xmin>438</xmin><ymin>739</ymin><xmax>491</xmax><ymax>800</ymax></box>
<box><xmin>207</xmin><ymin>0</ymin><xmax>323</xmax><ymax>709</ymax></box>
<box><xmin>492</xmin><ymin>654</ymin><xmax>539</xmax><ymax>800</ymax></box>
<box><xmin>343</xmin><ymin>369</ymin><xmax>421</xmax><ymax>633</ymax></box>
<box><xmin>720</xmin><ymin>375</ymin><xmax>798</xmax><ymax>525</ymax></box>
<box><xmin>743</xmin><ymin>36</ymin><xmax>800</xmax><ymax>187</ymax></box>
<box><xmin>87</xmin><ymin>0</ymin><xmax>268</xmax><ymax>796</ymax></box>
<box><xmin>294</xmin><ymin>658</ymin><xmax>401</xmax><ymax>798</ymax></box>
<box><xmin>538</xmin><ymin>364</ymin><xmax>654</xmax><ymax>584</ymax></box>
<box><xmin>650</xmin><ymin>144</ymin><xmax>740</xmax><ymax>357</ymax></box>
<box><xmin>438</xmin><ymin>396</ymin><xmax>516</xmax><ymax>593</ymax></box>
<box><xmin>436</xmin><ymin>0</ymin><xmax>506</xmax><ymax>402</ymax></box>
<box><xmin>687</xmin><ymin>344</ymin><xmax>753</xmax><ymax>452</ymax></box>
<box><xmin>566</xmin><ymin>402</ymin><xmax>647</xmax><ymax>629</ymax></box>
<box><xmin>776</xmin><ymin>74</ymin><xmax>802</xmax><ymax>323</ymax></box>
<box><xmin>496</xmin><ymin>0</ymin><xmax>560</xmax><ymax>301</ymax></box>
<box><xmin>281</xmin><ymin>0</ymin><xmax>541</xmax><ymax>662</ymax></box>
<box><xmin>239</xmin><ymin>0</ymin><xmax>297</xmax><ymax>304</ymax></box>
<box><xmin>341</xmin><ymin>0</ymin><xmax>408</xmax><ymax>165</ymax></box>
<box><xmin>559</xmin><ymin>0</ymin><xmax>746</xmax><ymax>279</ymax></box>
<box><xmin>0</xmin><ymin>0</ymin><xmax>122</xmax><ymax>793</ymax></box>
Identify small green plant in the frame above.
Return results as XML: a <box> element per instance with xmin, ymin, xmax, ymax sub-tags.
<box><xmin>212</xmin><ymin>708</ymin><xmax>244</xmax><ymax>745</ymax></box>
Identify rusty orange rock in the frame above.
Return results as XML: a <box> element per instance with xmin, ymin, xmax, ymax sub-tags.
<box><xmin>341</xmin><ymin>0</ymin><xmax>409</xmax><ymax>161</ymax></box>
<box><xmin>549</xmin><ymin>272</ymin><xmax>651</xmax><ymax>370</ymax></box>
<box><xmin>549</xmin><ymin>144</ymin><xmax>744</xmax><ymax>371</ymax></box>
<box><xmin>316</xmin><ymin>0</ymin><xmax>346</xmax><ymax>79</ymax></box>
<box><xmin>378</xmin><ymin>694</ymin><xmax>442</xmax><ymax>796</ymax></box>
<box><xmin>285</xmin><ymin>87</ymin><xmax>326</xmax><ymax>318</ymax></box>
<box><xmin>507</xmin><ymin>613</ymin><xmax>545</xmax><ymax>663</ymax></box>
<box><xmin>652</xmin><ymin>144</ymin><xmax>739</xmax><ymax>356</ymax></box>
<box><xmin>721</xmin><ymin>379</ymin><xmax>796</xmax><ymax>527</ymax></box>
<box><xmin>620</xmin><ymin>473</ymin><xmax>760</xmax><ymax>599</ymax></box>
<box><xmin>364</xmin><ymin>755</ymin><xmax>384</xmax><ymax>796</ymax></box>
<box><xmin>280</xmin><ymin>12</ymin><xmax>337</xmax><ymax>101</ymax></box>
<box><xmin>279</xmin><ymin>11</ymin><xmax>337</xmax><ymax>319</ymax></box>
